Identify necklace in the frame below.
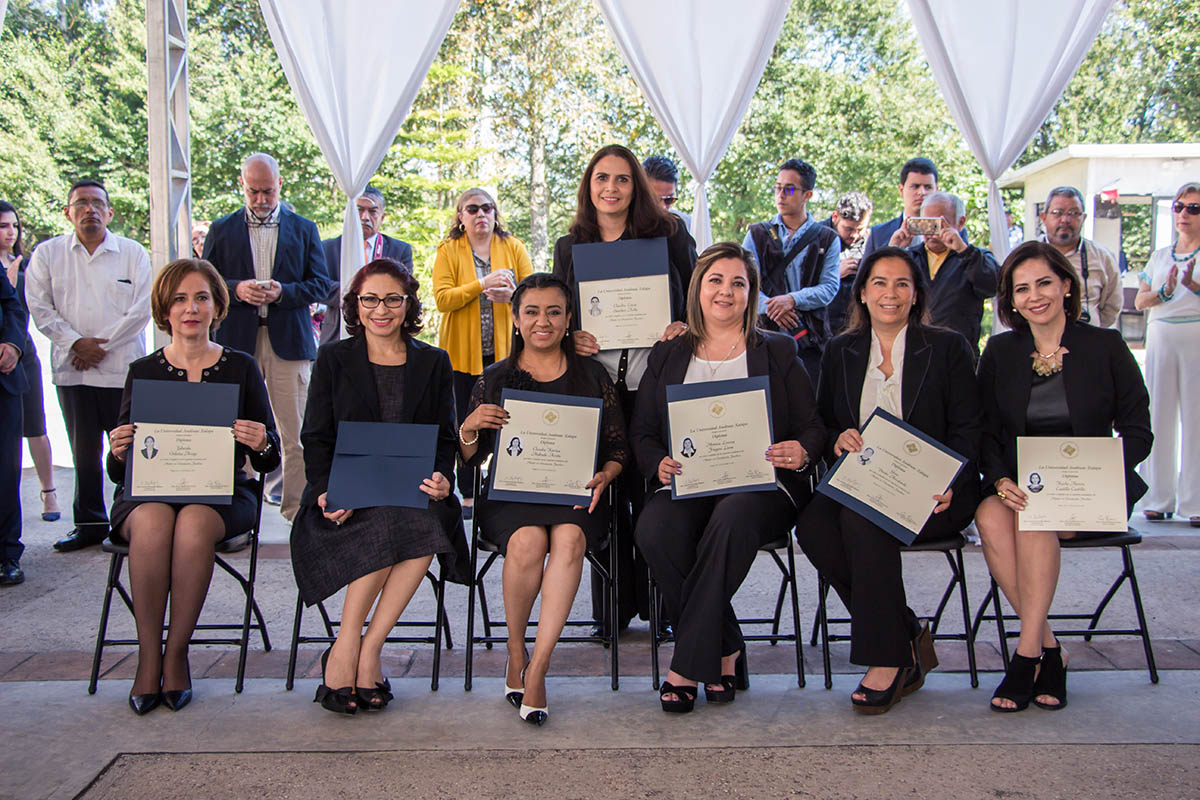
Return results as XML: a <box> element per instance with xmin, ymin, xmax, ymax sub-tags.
<box><xmin>700</xmin><ymin>338</ymin><xmax>743</xmax><ymax>380</ymax></box>
<box><xmin>1030</xmin><ymin>344</ymin><xmax>1068</xmax><ymax>377</ymax></box>
<box><xmin>1171</xmin><ymin>241</ymin><xmax>1200</xmax><ymax>263</ymax></box>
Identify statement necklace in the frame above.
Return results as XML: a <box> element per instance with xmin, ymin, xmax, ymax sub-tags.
<box><xmin>1171</xmin><ymin>241</ymin><xmax>1200</xmax><ymax>263</ymax></box>
<box><xmin>700</xmin><ymin>338</ymin><xmax>743</xmax><ymax>380</ymax></box>
<box><xmin>1030</xmin><ymin>344</ymin><xmax>1068</xmax><ymax>377</ymax></box>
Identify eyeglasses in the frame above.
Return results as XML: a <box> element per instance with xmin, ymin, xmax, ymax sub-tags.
<box><xmin>1173</xmin><ymin>201</ymin><xmax>1200</xmax><ymax>216</ymax></box>
<box><xmin>1046</xmin><ymin>209</ymin><xmax>1084</xmax><ymax>220</ymax></box>
<box><xmin>660</xmin><ymin>195</ymin><xmax>677</xmax><ymax>207</ymax></box>
<box><xmin>358</xmin><ymin>294</ymin><xmax>408</xmax><ymax>309</ymax></box>
<box><xmin>69</xmin><ymin>199</ymin><xmax>109</xmax><ymax>211</ymax></box>
<box><xmin>464</xmin><ymin>203</ymin><xmax>495</xmax><ymax>215</ymax></box>
<box><xmin>773</xmin><ymin>184</ymin><xmax>805</xmax><ymax>196</ymax></box>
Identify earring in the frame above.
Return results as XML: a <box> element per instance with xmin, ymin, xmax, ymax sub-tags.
<box><xmin>1065</xmin><ymin>292</ymin><xmax>1071</xmax><ymax>297</ymax></box>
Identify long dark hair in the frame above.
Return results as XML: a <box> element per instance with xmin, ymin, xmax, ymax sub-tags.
<box><xmin>342</xmin><ymin>258</ymin><xmax>424</xmax><ymax>339</ymax></box>
<box><xmin>485</xmin><ymin>272</ymin><xmax>588</xmax><ymax>396</ymax></box>
<box><xmin>568</xmin><ymin>144</ymin><xmax>677</xmax><ymax>243</ymax></box>
<box><xmin>995</xmin><ymin>241</ymin><xmax>1081</xmax><ymax>330</ymax></box>
<box><xmin>844</xmin><ymin>246</ymin><xmax>931</xmax><ymax>336</ymax></box>
<box><xmin>0</xmin><ymin>200</ymin><xmax>23</xmax><ymax>258</ymax></box>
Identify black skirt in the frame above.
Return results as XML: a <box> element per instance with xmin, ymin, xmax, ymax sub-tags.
<box><xmin>475</xmin><ymin>489</ymin><xmax>610</xmax><ymax>556</ymax></box>
<box><xmin>19</xmin><ymin>348</ymin><xmax>46</xmax><ymax>438</ymax></box>
<box><xmin>290</xmin><ymin>502</ymin><xmax>456</xmax><ymax>605</ymax></box>
<box><xmin>108</xmin><ymin>480</ymin><xmax>259</xmax><ymax>544</ymax></box>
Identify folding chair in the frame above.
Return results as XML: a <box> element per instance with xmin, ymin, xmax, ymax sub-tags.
<box><xmin>973</xmin><ymin>528</ymin><xmax>1157</xmax><ymax>683</ymax></box>
<box><xmin>463</xmin><ymin>466</ymin><xmax>620</xmax><ymax>691</ymax></box>
<box><xmin>88</xmin><ymin>477</ymin><xmax>271</xmax><ymax>695</ymax></box>
<box><xmin>813</xmin><ymin>532</ymin><xmax>979</xmax><ymax>689</ymax></box>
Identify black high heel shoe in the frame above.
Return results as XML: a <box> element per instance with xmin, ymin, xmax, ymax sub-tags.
<box><xmin>504</xmin><ymin>652</ymin><xmax>528</xmax><ymax>709</ymax></box>
<box><xmin>128</xmin><ymin>691</ymin><xmax>161</xmax><ymax>716</ymax></box>
<box><xmin>705</xmin><ymin>648</ymin><xmax>747</xmax><ymax>703</ymax></box>
<box><xmin>659</xmin><ymin>681</ymin><xmax>697</xmax><ymax>713</ymax></box>
<box><xmin>991</xmin><ymin>652</ymin><xmax>1040</xmax><ymax>712</ymax></box>
<box><xmin>1032</xmin><ymin>645</ymin><xmax>1068</xmax><ymax>710</ymax></box>
<box><xmin>903</xmin><ymin>622</ymin><xmax>939</xmax><ymax>697</ymax></box>
<box><xmin>356</xmin><ymin>678</ymin><xmax>393</xmax><ymax>711</ymax></box>
<box><xmin>852</xmin><ymin>666</ymin><xmax>910</xmax><ymax>715</ymax></box>
<box><xmin>314</xmin><ymin>647</ymin><xmax>357</xmax><ymax>715</ymax></box>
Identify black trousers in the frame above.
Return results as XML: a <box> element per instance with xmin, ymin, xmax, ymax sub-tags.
<box><xmin>636</xmin><ymin>487</ymin><xmax>796</xmax><ymax>684</ymax></box>
<box><xmin>452</xmin><ymin>357</ymin><xmax>492</xmax><ymax>499</ymax></box>
<box><xmin>56</xmin><ymin>385</ymin><xmax>123</xmax><ymax>532</ymax></box>
<box><xmin>796</xmin><ymin>493</ymin><xmax>959</xmax><ymax>667</ymax></box>
<box><xmin>0</xmin><ymin>390</ymin><xmax>22</xmax><ymax>561</ymax></box>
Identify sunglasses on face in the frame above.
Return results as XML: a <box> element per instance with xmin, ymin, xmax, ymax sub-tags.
<box><xmin>358</xmin><ymin>294</ymin><xmax>408</xmax><ymax>309</ymax></box>
<box><xmin>1173</xmin><ymin>201</ymin><xmax>1200</xmax><ymax>216</ymax></box>
<box><xmin>464</xmin><ymin>203</ymin><xmax>495</xmax><ymax>215</ymax></box>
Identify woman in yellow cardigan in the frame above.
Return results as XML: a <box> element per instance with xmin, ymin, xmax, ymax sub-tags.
<box><xmin>433</xmin><ymin>188</ymin><xmax>534</xmax><ymax>511</ymax></box>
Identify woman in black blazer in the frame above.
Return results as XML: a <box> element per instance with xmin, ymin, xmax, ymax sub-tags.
<box><xmin>796</xmin><ymin>246</ymin><xmax>981</xmax><ymax>714</ymax></box>
<box><xmin>106</xmin><ymin>259</ymin><xmax>280</xmax><ymax>715</ymax></box>
<box><xmin>977</xmin><ymin>241</ymin><xmax>1151</xmax><ymax>712</ymax></box>
<box><xmin>291</xmin><ymin>259</ymin><xmax>467</xmax><ymax>715</ymax></box>
<box><xmin>633</xmin><ymin>242</ymin><xmax>824</xmax><ymax>713</ymax></box>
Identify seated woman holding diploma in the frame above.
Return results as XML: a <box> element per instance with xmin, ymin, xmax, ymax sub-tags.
<box><xmin>459</xmin><ymin>273</ymin><xmax>627</xmax><ymax>726</ymax></box>
<box><xmin>632</xmin><ymin>242</ymin><xmax>824</xmax><ymax>713</ymax></box>
<box><xmin>107</xmin><ymin>259</ymin><xmax>280</xmax><ymax>715</ymax></box>
<box><xmin>795</xmin><ymin>246</ymin><xmax>982</xmax><ymax>715</ymax></box>
<box><xmin>976</xmin><ymin>241</ymin><xmax>1151</xmax><ymax>712</ymax></box>
<box><xmin>291</xmin><ymin>258</ymin><xmax>464</xmax><ymax>715</ymax></box>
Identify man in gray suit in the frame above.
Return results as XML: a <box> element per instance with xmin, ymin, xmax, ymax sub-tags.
<box><xmin>319</xmin><ymin>185</ymin><xmax>413</xmax><ymax>344</ymax></box>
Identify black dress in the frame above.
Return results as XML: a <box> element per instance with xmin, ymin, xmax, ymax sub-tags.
<box><xmin>13</xmin><ymin>260</ymin><xmax>46</xmax><ymax>438</ymax></box>
<box><xmin>290</xmin><ymin>361</ymin><xmax>455</xmax><ymax>605</ymax></box>
<box><xmin>106</xmin><ymin>347</ymin><xmax>281</xmax><ymax>540</ymax></box>
<box><xmin>468</xmin><ymin>358</ymin><xmax>629</xmax><ymax>554</ymax></box>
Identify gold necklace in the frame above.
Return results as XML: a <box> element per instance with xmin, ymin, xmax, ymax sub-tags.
<box><xmin>1030</xmin><ymin>344</ymin><xmax>1067</xmax><ymax>377</ymax></box>
<box><xmin>700</xmin><ymin>338</ymin><xmax>743</xmax><ymax>380</ymax></box>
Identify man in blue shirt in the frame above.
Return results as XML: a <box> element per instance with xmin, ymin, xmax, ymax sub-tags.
<box><xmin>743</xmin><ymin>158</ymin><xmax>840</xmax><ymax>385</ymax></box>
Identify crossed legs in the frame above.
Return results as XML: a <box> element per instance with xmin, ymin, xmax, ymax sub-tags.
<box><xmin>124</xmin><ymin>503</ymin><xmax>225</xmax><ymax>696</ymax></box>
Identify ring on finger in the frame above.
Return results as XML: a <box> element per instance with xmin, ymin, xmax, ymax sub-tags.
<box><xmin>997</xmin><ymin>490</ymin><xmax>1007</xmax><ymax>500</ymax></box>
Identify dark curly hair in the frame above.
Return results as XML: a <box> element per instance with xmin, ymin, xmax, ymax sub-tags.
<box><xmin>342</xmin><ymin>258</ymin><xmax>424</xmax><ymax>339</ymax></box>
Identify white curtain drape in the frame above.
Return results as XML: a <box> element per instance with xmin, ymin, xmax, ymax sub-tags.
<box><xmin>259</xmin><ymin>0</ymin><xmax>460</xmax><ymax>314</ymax></box>
<box><xmin>907</xmin><ymin>0</ymin><xmax>1114</xmax><ymax>260</ymax></box>
<box><xmin>0</xmin><ymin>2</ymin><xmax>8</xmax><ymax>29</ymax></box>
<box><xmin>595</xmin><ymin>0</ymin><xmax>789</xmax><ymax>249</ymax></box>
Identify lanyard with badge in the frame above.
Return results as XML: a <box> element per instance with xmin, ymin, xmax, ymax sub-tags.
<box><xmin>1078</xmin><ymin>243</ymin><xmax>1091</xmax><ymax>323</ymax></box>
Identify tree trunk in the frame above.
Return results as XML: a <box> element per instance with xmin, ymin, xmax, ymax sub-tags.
<box><xmin>528</xmin><ymin>120</ymin><xmax>549</xmax><ymax>272</ymax></box>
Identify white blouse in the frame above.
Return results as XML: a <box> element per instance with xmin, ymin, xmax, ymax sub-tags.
<box><xmin>684</xmin><ymin>349</ymin><xmax>749</xmax><ymax>384</ymax></box>
<box><xmin>859</xmin><ymin>326</ymin><xmax>906</xmax><ymax>426</ymax></box>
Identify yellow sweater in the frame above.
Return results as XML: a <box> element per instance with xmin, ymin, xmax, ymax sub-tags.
<box><xmin>432</xmin><ymin>233</ymin><xmax>534</xmax><ymax>375</ymax></box>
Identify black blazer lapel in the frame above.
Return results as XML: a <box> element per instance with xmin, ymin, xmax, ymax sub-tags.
<box><xmin>662</xmin><ymin>338</ymin><xmax>693</xmax><ymax>387</ymax></box>
<box><xmin>746</xmin><ymin>337</ymin><xmax>769</xmax><ymax>379</ymax></box>
<box><xmin>400</xmin><ymin>340</ymin><xmax>433</xmax><ymax>423</ymax></box>
<box><xmin>901</xmin><ymin>326</ymin><xmax>931</xmax><ymax>421</ymax></box>
<box><xmin>1059</xmin><ymin>322</ymin><xmax>1088</xmax><ymax>435</ymax></box>
<box><xmin>840</xmin><ymin>333</ymin><xmax>869</xmax><ymax>427</ymax></box>
<box><xmin>1006</xmin><ymin>328</ymin><xmax>1035</xmax><ymax>437</ymax></box>
<box><xmin>342</xmin><ymin>337</ymin><xmax>381</xmax><ymax>420</ymax></box>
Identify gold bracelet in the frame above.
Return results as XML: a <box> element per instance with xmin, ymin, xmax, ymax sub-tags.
<box><xmin>458</xmin><ymin>423</ymin><xmax>479</xmax><ymax>446</ymax></box>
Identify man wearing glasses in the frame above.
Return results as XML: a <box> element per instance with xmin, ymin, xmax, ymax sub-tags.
<box><xmin>202</xmin><ymin>153</ymin><xmax>331</xmax><ymax>521</ymax></box>
<box><xmin>643</xmin><ymin>155</ymin><xmax>692</xmax><ymax>231</ymax></box>
<box><xmin>25</xmin><ymin>180</ymin><xmax>152</xmax><ymax>551</ymax></box>
<box><xmin>1039</xmin><ymin>186</ymin><xmax>1121</xmax><ymax>327</ymax></box>
<box><xmin>743</xmin><ymin>158</ymin><xmax>841</xmax><ymax>384</ymax></box>
<box><xmin>318</xmin><ymin>184</ymin><xmax>413</xmax><ymax>345</ymax></box>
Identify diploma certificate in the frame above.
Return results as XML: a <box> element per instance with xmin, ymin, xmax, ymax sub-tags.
<box><xmin>666</xmin><ymin>377</ymin><xmax>775</xmax><ymax>499</ymax></box>
<box><xmin>1017</xmin><ymin>436</ymin><xmax>1127</xmax><ymax>532</ymax></box>
<box><xmin>817</xmin><ymin>409</ymin><xmax>966</xmax><ymax>545</ymax></box>
<box><xmin>489</xmin><ymin>390</ymin><xmax>603</xmax><ymax>506</ymax></box>
<box><xmin>573</xmin><ymin>238</ymin><xmax>672</xmax><ymax>350</ymax></box>
<box><xmin>126</xmin><ymin>379</ymin><xmax>240</xmax><ymax>504</ymax></box>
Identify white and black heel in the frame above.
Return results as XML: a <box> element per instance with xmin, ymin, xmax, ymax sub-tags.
<box><xmin>519</xmin><ymin>702</ymin><xmax>548</xmax><ymax>726</ymax></box>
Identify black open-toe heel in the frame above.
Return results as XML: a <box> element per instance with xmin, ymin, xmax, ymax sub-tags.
<box><xmin>314</xmin><ymin>647</ymin><xmax>357</xmax><ymax>715</ymax></box>
<box><xmin>904</xmin><ymin>622</ymin><xmax>939</xmax><ymax>697</ymax></box>
<box><xmin>852</xmin><ymin>667</ymin><xmax>909</xmax><ymax>715</ymax></box>
<box><xmin>705</xmin><ymin>647</ymin><xmax>747</xmax><ymax>703</ymax></box>
<box><xmin>659</xmin><ymin>681</ymin><xmax>697</xmax><ymax>713</ymax></box>
<box><xmin>356</xmin><ymin>678</ymin><xmax>393</xmax><ymax>711</ymax></box>
<box><xmin>991</xmin><ymin>652</ymin><xmax>1040</xmax><ymax>712</ymax></box>
<box><xmin>1032</xmin><ymin>645</ymin><xmax>1068</xmax><ymax>710</ymax></box>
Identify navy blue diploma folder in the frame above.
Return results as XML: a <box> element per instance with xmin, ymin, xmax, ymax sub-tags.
<box><xmin>125</xmin><ymin>379</ymin><xmax>239</xmax><ymax>504</ymax></box>
<box><xmin>326</xmin><ymin>421</ymin><xmax>437</xmax><ymax>511</ymax></box>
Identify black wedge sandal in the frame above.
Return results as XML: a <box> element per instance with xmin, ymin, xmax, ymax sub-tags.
<box><xmin>659</xmin><ymin>681</ymin><xmax>698</xmax><ymax>713</ymax></box>
<box><xmin>852</xmin><ymin>667</ymin><xmax>910</xmax><ymax>715</ymax></box>
<box><xmin>990</xmin><ymin>652</ymin><xmax>1040</xmax><ymax>712</ymax></box>
<box><xmin>1032</xmin><ymin>645</ymin><xmax>1068</xmax><ymax>710</ymax></box>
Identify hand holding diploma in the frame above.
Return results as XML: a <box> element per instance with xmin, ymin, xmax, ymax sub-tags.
<box><xmin>574</xmin><ymin>461</ymin><xmax>622</xmax><ymax>514</ymax></box>
<box><xmin>992</xmin><ymin>476</ymin><xmax>1028</xmax><ymax>512</ymax></box>
<box><xmin>109</xmin><ymin>423</ymin><xmax>136</xmax><ymax>462</ymax></box>
<box><xmin>765</xmin><ymin>440</ymin><xmax>807</xmax><ymax>470</ymax></box>
<box><xmin>232</xmin><ymin>419</ymin><xmax>268</xmax><ymax>452</ymax></box>
<box><xmin>420</xmin><ymin>472</ymin><xmax>451</xmax><ymax>501</ymax></box>
<box><xmin>318</xmin><ymin>491</ymin><xmax>353</xmax><ymax>525</ymax></box>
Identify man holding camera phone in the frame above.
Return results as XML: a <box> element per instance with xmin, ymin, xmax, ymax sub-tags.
<box><xmin>889</xmin><ymin>191</ymin><xmax>998</xmax><ymax>355</ymax></box>
<box><xmin>202</xmin><ymin>153</ymin><xmax>331</xmax><ymax>521</ymax></box>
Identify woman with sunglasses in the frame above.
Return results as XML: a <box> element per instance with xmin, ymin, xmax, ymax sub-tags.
<box><xmin>1135</xmin><ymin>182</ymin><xmax>1200</xmax><ymax>527</ymax></box>
<box><xmin>433</xmin><ymin>189</ymin><xmax>533</xmax><ymax>517</ymax></box>
<box><xmin>291</xmin><ymin>258</ymin><xmax>466</xmax><ymax>715</ymax></box>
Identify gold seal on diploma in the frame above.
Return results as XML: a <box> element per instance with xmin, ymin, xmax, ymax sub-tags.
<box><xmin>543</xmin><ymin>409</ymin><xmax>559</xmax><ymax>425</ymax></box>
<box><xmin>1060</xmin><ymin>441</ymin><xmax>1079</xmax><ymax>458</ymax></box>
<box><xmin>709</xmin><ymin>401</ymin><xmax>726</xmax><ymax>418</ymax></box>
<box><xmin>904</xmin><ymin>440</ymin><xmax>921</xmax><ymax>456</ymax></box>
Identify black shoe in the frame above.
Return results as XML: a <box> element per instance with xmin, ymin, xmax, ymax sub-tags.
<box><xmin>903</xmin><ymin>622</ymin><xmax>939</xmax><ymax>696</ymax></box>
<box><xmin>314</xmin><ymin>647</ymin><xmax>357</xmax><ymax>714</ymax></box>
<box><xmin>991</xmin><ymin>652</ymin><xmax>1040</xmax><ymax>712</ymax></box>
<box><xmin>162</xmin><ymin>660</ymin><xmax>193</xmax><ymax>711</ymax></box>
<box><xmin>852</xmin><ymin>667</ymin><xmax>910</xmax><ymax>715</ymax></box>
<box><xmin>0</xmin><ymin>560</ymin><xmax>23</xmax><ymax>586</ymax></box>
<box><xmin>53</xmin><ymin>528</ymin><xmax>106</xmax><ymax>552</ymax></box>
<box><xmin>356</xmin><ymin>678</ymin><xmax>394</xmax><ymax>711</ymax></box>
<box><xmin>659</xmin><ymin>681</ymin><xmax>697</xmax><ymax>713</ymax></box>
<box><xmin>129</xmin><ymin>692</ymin><xmax>162</xmax><ymax>716</ymax></box>
<box><xmin>1032</xmin><ymin>645</ymin><xmax>1068</xmax><ymax>711</ymax></box>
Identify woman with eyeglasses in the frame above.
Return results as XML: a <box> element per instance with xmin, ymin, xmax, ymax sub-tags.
<box><xmin>433</xmin><ymin>189</ymin><xmax>533</xmax><ymax>516</ymax></box>
<box><xmin>1135</xmin><ymin>182</ymin><xmax>1200</xmax><ymax>528</ymax></box>
<box><xmin>291</xmin><ymin>258</ymin><xmax>467</xmax><ymax>715</ymax></box>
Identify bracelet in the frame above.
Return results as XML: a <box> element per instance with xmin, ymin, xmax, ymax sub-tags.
<box><xmin>458</xmin><ymin>423</ymin><xmax>479</xmax><ymax>446</ymax></box>
<box><xmin>1157</xmin><ymin>286</ymin><xmax>1174</xmax><ymax>304</ymax></box>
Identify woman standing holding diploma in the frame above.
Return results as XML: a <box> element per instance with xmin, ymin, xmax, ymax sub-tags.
<box><xmin>459</xmin><ymin>273</ymin><xmax>627</xmax><ymax>725</ymax></box>
<box><xmin>977</xmin><ymin>241</ymin><xmax>1151</xmax><ymax>712</ymax></box>
<box><xmin>106</xmin><ymin>259</ymin><xmax>280</xmax><ymax>714</ymax></box>
<box><xmin>633</xmin><ymin>243</ymin><xmax>824</xmax><ymax>713</ymax></box>
<box><xmin>291</xmin><ymin>259</ymin><xmax>463</xmax><ymax>715</ymax></box>
<box><xmin>1134</xmin><ymin>182</ymin><xmax>1200</xmax><ymax>526</ymax></box>
<box><xmin>796</xmin><ymin>247</ymin><xmax>981</xmax><ymax>714</ymax></box>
